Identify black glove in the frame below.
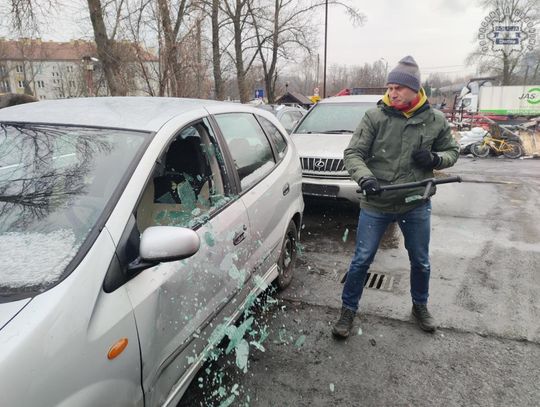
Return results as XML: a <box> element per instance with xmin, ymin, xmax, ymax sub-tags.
<box><xmin>360</xmin><ymin>177</ymin><xmax>381</xmax><ymax>196</ymax></box>
<box><xmin>412</xmin><ymin>149</ymin><xmax>441</xmax><ymax>169</ymax></box>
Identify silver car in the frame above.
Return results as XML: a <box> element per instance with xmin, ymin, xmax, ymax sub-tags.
<box><xmin>291</xmin><ymin>95</ymin><xmax>381</xmax><ymax>203</ymax></box>
<box><xmin>256</xmin><ymin>104</ymin><xmax>307</xmax><ymax>134</ymax></box>
<box><xmin>0</xmin><ymin>97</ymin><xmax>304</xmax><ymax>406</ymax></box>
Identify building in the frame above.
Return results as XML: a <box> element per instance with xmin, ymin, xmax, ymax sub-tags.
<box><xmin>275</xmin><ymin>91</ymin><xmax>313</xmax><ymax>109</ymax></box>
<box><xmin>0</xmin><ymin>39</ymin><xmax>159</xmax><ymax>100</ymax></box>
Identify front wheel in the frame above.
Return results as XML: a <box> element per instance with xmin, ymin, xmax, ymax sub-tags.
<box><xmin>275</xmin><ymin>220</ymin><xmax>298</xmax><ymax>290</ymax></box>
<box><xmin>471</xmin><ymin>141</ymin><xmax>490</xmax><ymax>158</ymax></box>
<box><xmin>502</xmin><ymin>142</ymin><xmax>523</xmax><ymax>159</ymax></box>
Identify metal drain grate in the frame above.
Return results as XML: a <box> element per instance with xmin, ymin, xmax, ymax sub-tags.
<box><xmin>338</xmin><ymin>271</ymin><xmax>396</xmax><ymax>292</ymax></box>
<box><xmin>364</xmin><ymin>272</ymin><xmax>394</xmax><ymax>291</ymax></box>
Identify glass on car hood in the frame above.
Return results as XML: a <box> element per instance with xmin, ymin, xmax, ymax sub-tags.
<box><xmin>293</xmin><ymin>102</ymin><xmax>375</xmax><ymax>134</ymax></box>
<box><xmin>0</xmin><ymin>123</ymin><xmax>149</xmax><ymax>300</ymax></box>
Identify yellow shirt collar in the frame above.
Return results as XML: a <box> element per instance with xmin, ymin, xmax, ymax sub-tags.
<box><xmin>382</xmin><ymin>88</ymin><xmax>427</xmax><ymax>118</ymax></box>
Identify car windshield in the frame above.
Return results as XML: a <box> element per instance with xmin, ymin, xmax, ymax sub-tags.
<box><xmin>0</xmin><ymin>123</ymin><xmax>149</xmax><ymax>296</ymax></box>
<box><xmin>294</xmin><ymin>102</ymin><xmax>375</xmax><ymax>134</ymax></box>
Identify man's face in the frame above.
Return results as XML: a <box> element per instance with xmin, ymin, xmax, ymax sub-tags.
<box><xmin>387</xmin><ymin>84</ymin><xmax>417</xmax><ymax>105</ymax></box>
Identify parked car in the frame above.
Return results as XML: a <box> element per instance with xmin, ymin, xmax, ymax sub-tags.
<box><xmin>290</xmin><ymin>94</ymin><xmax>381</xmax><ymax>203</ymax></box>
<box><xmin>0</xmin><ymin>97</ymin><xmax>304</xmax><ymax>406</ymax></box>
<box><xmin>256</xmin><ymin>104</ymin><xmax>307</xmax><ymax>133</ymax></box>
<box><xmin>0</xmin><ymin>92</ymin><xmax>37</xmax><ymax>108</ymax></box>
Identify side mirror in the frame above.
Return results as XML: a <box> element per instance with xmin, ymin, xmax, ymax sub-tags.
<box><xmin>128</xmin><ymin>226</ymin><xmax>200</xmax><ymax>273</ymax></box>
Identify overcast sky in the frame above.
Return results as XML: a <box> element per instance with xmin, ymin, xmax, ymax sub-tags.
<box><xmin>323</xmin><ymin>0</ymin><xmax>487</xmax><ymax>78</ymax></box>
<box><xmin>7</xmin><ymin>0</ymin><xmax>488</xmax><ymax>79</ymax></box>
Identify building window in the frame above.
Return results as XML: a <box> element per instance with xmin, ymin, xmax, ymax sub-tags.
<box><xmin>37</xmin><ymin>80</ymin><xmax>45</xmax><ymax>88</ymax></box>
<box><xmin>17</xmin><ymin>80</ymin><xmax>24</xmax><ymax>88</ymax></box>
<box><xmin>16</xmin><ymin>65</ymin><xmax>24</xmax><ymax>73</ymax></box>
<box><xmin>0</xmin><ymin>80</ymin><xmax>10</xmax><ymax>92</ymax></box>
<box><xmin>0</xmin><ymin>65</ymin><xmax>6</xmax><ymax>75</ymax></box>
<box><xmin>69</xmin><ymin>80</ymin><xmax>76</xmax><ymax>87</ymax></box>
<box><xmin>67</xmin><ymin>66</ymin><xmax>74</xmax><ymax>73</ymax></box>
<box><xmin>40</xmin><ymin>95</ymin><xmax>47</xmax><ymax>100</ymax></box>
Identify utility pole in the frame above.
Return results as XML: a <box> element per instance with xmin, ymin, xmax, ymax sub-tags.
<box><xmin>316</xmin><ymin>53</ymin><xmax>320</xmax><ymax>90</ymax></box>
<box><xmin>323</xmin><ymin>0</ymin><xmax>328</xmax><ymax>98</ymax></box>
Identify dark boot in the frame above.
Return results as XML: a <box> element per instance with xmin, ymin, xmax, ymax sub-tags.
<box><xmin>332</xmin><ymin>307</ymin><xmax>356</xmax><ymax>338</ymax></box>
<box><xmin>412</xmin><ymin>304</ymin><xmax>437</xmax><ymax>333</ymax></box>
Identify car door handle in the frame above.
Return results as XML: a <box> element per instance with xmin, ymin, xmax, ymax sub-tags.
<box><xmin>282</xmin><ymin>183</ymin><xmax>290</xmax><ymax>196</ymax></box>
<box><xmin>233</xmin><ymin>225</ymin><xmax>247</xmax><ymax>246</ymax></box>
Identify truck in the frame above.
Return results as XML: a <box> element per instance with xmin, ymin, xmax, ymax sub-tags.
<box><xmin>458</xmin><ymin>79</ymin><xmax>540</xmax><ymax>117</ymax></box>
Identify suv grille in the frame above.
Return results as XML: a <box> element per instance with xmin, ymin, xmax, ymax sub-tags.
<box><xmin>300</xmin><ymin>157</ymin><xmax>349</xmax><ymax>178</ymax></box>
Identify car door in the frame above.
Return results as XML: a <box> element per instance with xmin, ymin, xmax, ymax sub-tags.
<box><xmin>121</xmin><ymin>118</ymin><xmax>251</xmax><ymax>406</ymax></box>
<box><xmin>213</xmin><ymin>112</ymin><xmax>294</xmax><ymax>281</ymax></box>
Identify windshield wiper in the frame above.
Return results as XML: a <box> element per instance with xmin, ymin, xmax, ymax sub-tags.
<box><xmin>320</xmin><ymin>129</ymin><xmax>354</xmax><ymax>134</ymax></box>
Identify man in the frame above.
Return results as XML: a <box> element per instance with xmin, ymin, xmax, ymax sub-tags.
<box><xmin>332</xmin><ymin>56</ymin><xmax>459</xmax><ymax>338</ymax></box>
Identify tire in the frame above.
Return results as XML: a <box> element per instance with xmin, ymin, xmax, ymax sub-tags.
<box><xmin>502</xmin><ymin>142</ymin><xmax>523</xmax><ymax>159</ymax></box>
<box><xmin>275</xmin><ymin>220</ymin><xmax>298</xmax><ymax>290</ymax></box>
<box><xmin>471</xmin><ymin>141</ymin><xmax>490</xmax><ymax>158</ymax></box>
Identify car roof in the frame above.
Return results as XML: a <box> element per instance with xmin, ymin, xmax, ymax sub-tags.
<box><xmin>319</xmin><ymin>95</ymin><xmax>382</xmax><ymax>104</ymax></box>
<box><xmin>256</xmin><ymin>104</ymin><xmax>305</xmax><ymax>114</ymax></box>
<box><xmin>0</xmin><ymin>97</ymin><xmax>237</xmax><ymax>132</ymax></box>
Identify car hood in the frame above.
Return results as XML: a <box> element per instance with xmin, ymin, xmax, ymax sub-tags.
<box><xmin>291</xmin><ymin>133</ymin><xmax>353</xmax><ymax>159</ymax></box>
<box><xmin>0</xmin><ymin>298</ymin><xmax>32</xmax><ymax>331</ymax></box>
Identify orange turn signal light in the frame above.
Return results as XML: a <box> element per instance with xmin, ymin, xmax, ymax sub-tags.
<box><xmin>107</xmin><ymin>338</ymin><xmax>128</xmax><ymax>360</ymax></box>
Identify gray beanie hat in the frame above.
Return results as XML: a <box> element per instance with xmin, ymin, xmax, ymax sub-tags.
<box><xmin>386</xmin><ymin>55</ymin><xmax>421</xmax><ymax>92</ymax></box>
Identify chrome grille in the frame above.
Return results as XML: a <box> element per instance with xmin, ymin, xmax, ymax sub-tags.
<box><xmin>301</xmin><ymin>157</ymin><xmax>345</xmax><ymax>172</ymax></box>
<box><xmin>300</xmin><ymin>157</ymin><xmax>349</xmax><ymax>178</ymax></box>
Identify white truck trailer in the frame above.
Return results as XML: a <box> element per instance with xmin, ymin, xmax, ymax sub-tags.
<box><xmin>460</xmin><ymin>85</ymin><xmax>540</xmax><ymax>117</ymax></box>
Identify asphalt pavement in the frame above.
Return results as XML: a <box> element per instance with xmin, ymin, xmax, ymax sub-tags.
<box><xmin>179</xmin><ymin>156</ymin><xmax>540</xmax><ymax>407</ymax></box>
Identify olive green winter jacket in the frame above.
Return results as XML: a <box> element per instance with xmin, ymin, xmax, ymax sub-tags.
<box><xmin>344</xmin><ymin>99</ymin><xmax>459</xmax><ymax>214</ymax></box>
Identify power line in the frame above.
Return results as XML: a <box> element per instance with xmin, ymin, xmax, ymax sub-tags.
<box><xmin>422</xmin><ymin>65</ymin><xmax>468</xmax><ymax>70</ymax></box>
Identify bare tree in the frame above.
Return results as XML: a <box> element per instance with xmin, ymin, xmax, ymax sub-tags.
<box><xmin>218</xmin><ymin>0</ymin><xmax>263</xmax><ymax>102</ymax></box>
<box><xmin>210</xmin><ymin>0</ymin><xmax>226</xmax><ymax>99</ymax></box>
<box><xmin>295</xmin><ymin>54</ymin><xmax>320</xmax><ymax>96</ymax></box>
<box><xmin>248</xmin><ymin>0</ymin><xmax>365</xmax><ymax>103</ymax></box>
<box><xmin>123</xmin><ymin>0</ymin><xmax>211</xmax><ymax>97</ymax></box>
<box><xmin>86</xmin><ymin>0</ymin><xmax>131</xmax><ymax>95</ymax></box>
<box><xmin>349</xmin><ymin>60</ymin><xmax>387</xmax><ymax>88</ymax></box>
<box><xmin>326</xmin><ymin>63</ymin><xmax>349</xmax><ymax>95</ymax></box>
<box><xmin>123</xmin><ymin>0</ymin><xmax>160</xmax><ymax>96</ymax></box>
<box><xmin>156</xmin><ymin>0</ymin><xmax>188</xmax><ymax>96</ymax></box>
<box><xmin>7</xmin><ymin>0</ymin><xmax>55</xmax><ymax>34</ymax></box>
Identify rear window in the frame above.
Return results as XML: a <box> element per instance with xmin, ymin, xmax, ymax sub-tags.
<box><xmin>294</xmin><ymin>102</ymin><xmax>375</xmax><ymax>134</ymax></box>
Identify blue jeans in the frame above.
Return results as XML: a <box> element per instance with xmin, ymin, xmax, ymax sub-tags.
<box><xmin>342</xmin><ymin>201</ymin><xmax>432</xmax><ymax>312</ymax></box>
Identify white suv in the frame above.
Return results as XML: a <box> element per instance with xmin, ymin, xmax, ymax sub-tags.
<box><xmin>291</xmin><ymin>95</ymin><xmax>381</xmax><ymax>203</ymax></box>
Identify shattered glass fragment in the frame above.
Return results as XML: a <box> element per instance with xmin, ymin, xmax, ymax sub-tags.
<box><xmin>342</xmin><ymin>228</ymin><xmax>349</xmax><ymax>243</ymax></box>
<box><xmin>294</xmin><ymin>334</ymin><xmax>306</xmax><ymax>348</ymax></box>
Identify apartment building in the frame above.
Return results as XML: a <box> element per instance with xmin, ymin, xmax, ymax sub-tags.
<box><xmin>0</xmin><ymin>39</ymin><xmax>159</xmax><ymax>100</ymax></box>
